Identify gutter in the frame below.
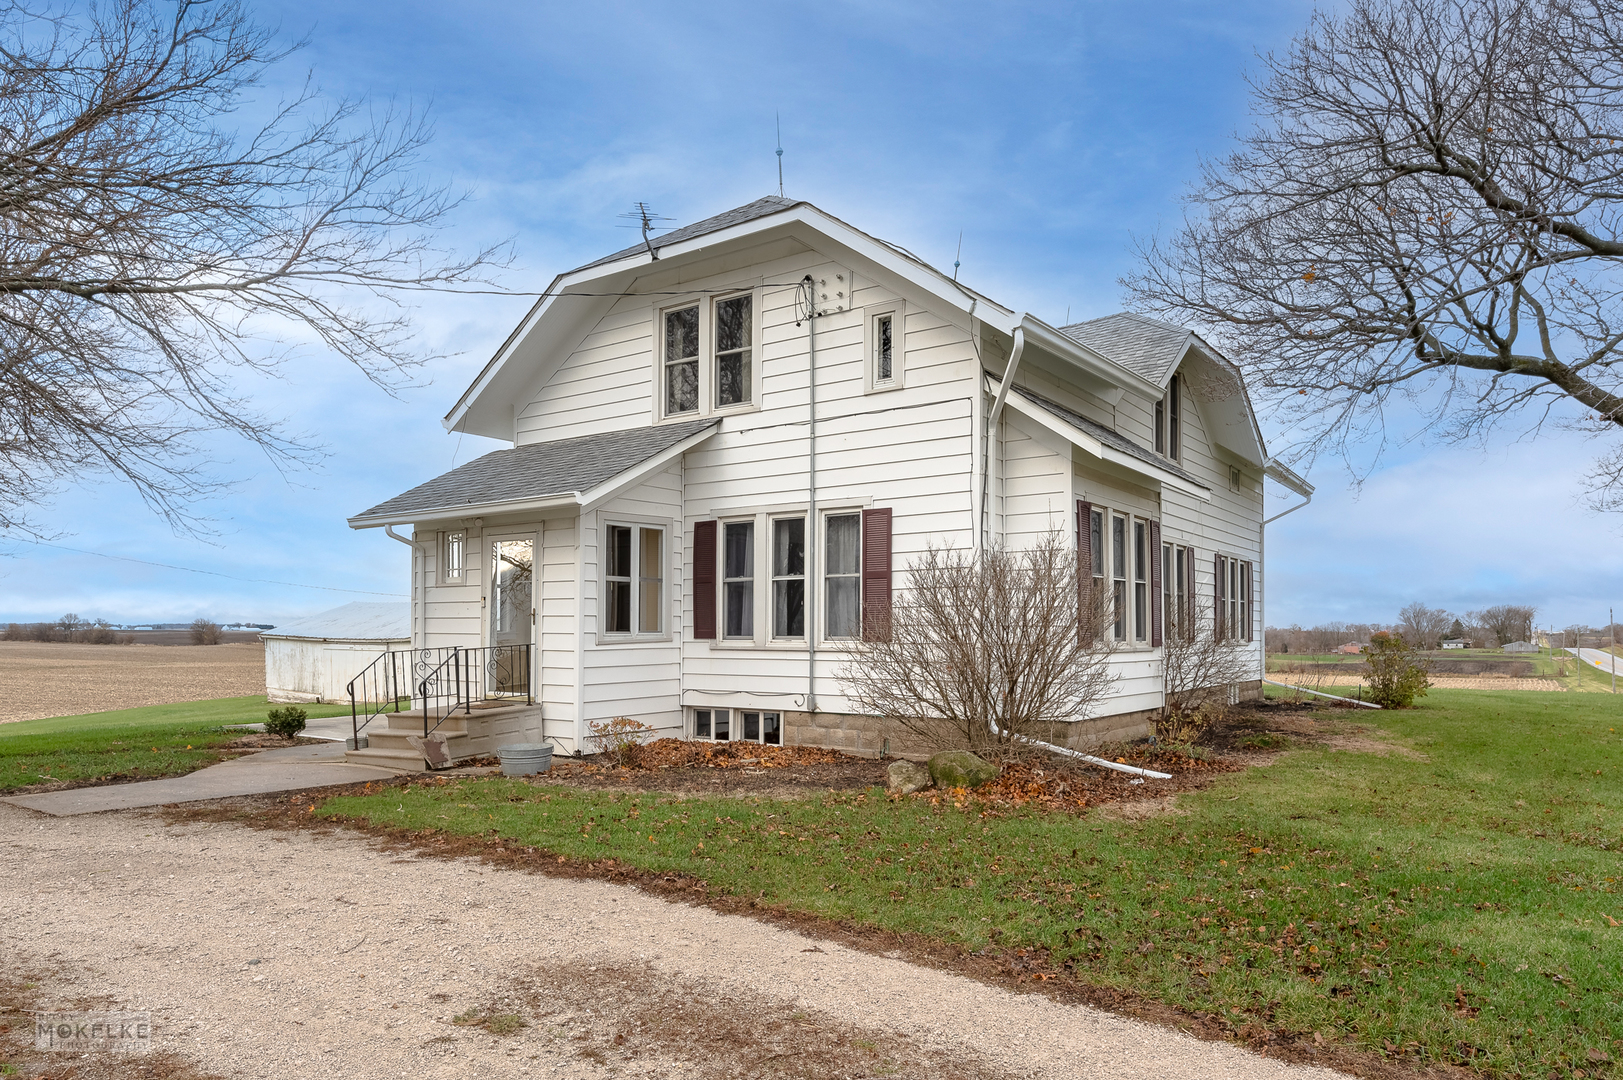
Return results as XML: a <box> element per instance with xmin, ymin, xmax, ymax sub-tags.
<box><xmin>980</xmin><ymin>322</ymin><xmax>1026</xmax><ymax>549</ymax></box>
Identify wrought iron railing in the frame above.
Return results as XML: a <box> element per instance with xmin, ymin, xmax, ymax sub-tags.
<box><xmin>418</xmin><ymin>644</ymin><xmax>534</xmax><ymax>736</ymax></box>
<box><xmin>346</xmin><ymin>648</ymin><xmax>415</xmax><ymax>746</ymax></box>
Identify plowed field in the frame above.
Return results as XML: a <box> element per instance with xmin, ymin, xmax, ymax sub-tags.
<box><xmin>0</xmin><ymin>641</ymin><xmax>265</xmax><ymax>724</ymax></box>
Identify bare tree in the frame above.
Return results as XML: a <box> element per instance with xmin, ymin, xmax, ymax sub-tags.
<box><xmin>1161</xmin><ymin>596</ymin><xmax>1258</xmax><ymax>740</ymax></box>
<box><xmin>189</xmin><ymin>617</ymin><xmax>222</xmax><ymax>645</ymax></box>
<box><xmin>0</xmin><ymin>0</ymin><xmax>503</xmax><ymax>532</ymax></box>
<box><xmin>1399</xmin><ymin>602</ymin><xmax>1455</xmax><ymax>648</ymax></box>
<box><xmin>1469</xmin><ymin>603</ymin><xmax>1538</xmax><ymax>644</ymax></box>
<box><xmin>1124</xmin><ymin>0</ymin><xmax>1623</xmax><ymax>506</ymax></box>
<box><xmin>837</xmin><ymin>533</ymin><xmax>1118</xmax><ymax>753</ymax></box>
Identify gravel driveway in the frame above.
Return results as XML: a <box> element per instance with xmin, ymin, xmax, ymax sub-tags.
<box><xmin>0</xmin><ymin>802</ymin><xmax>1352</xmax><ymax>1080</ymax></box>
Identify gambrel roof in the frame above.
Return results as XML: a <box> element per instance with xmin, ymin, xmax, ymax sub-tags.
<box><xmin>350</xmin><ymin>419</ymin><xmax>718</xmax><ymax>526</ymax></box>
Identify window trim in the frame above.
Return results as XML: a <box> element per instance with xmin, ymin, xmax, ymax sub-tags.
<box><xmin>438</xmin><ymin>530</ymin><xmax>466</xmax><ymax>586</ymax></box>
<box><xmin>595</xmin><ymin>518</ymin><xmax>671</xmax><ymax>644</ymax></box>
<box><xmin>769</xmin><ymin>514</ymin><xmax>807</xmax><ymax>641</ymax></box>
<box><xmin>864</xmin><ymin>300</ymin><xmax>906</xmax><ymax>392</ymax></box>
<box><xmin>691</xmin><ymin>706</ymin><xmax>783</xmax><ymax>745</ymax></box>
<box><xmin>711</xmin><ymin>289</ymin><xmax>757</xmax><ymax>412</ymax></box>
<box><xmin>652</xmin><ymin>287</ymin><xmax>764</xmax><ymax>424</ymax></box>
<box><xmin>719</xmin><ymin>517</ymin><xmax>760</xmax><ymax>644</ymax></box>
<box><xmin>822</xmin><ymin>508</ymin><xmax>864</xmax><ymax>643</ymax></box>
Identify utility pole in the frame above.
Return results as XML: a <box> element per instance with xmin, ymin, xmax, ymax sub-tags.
<box><xmin>1612</xmin><ymin>606</ymin><xmax>1617</xmax><ymax>694</ymax></box>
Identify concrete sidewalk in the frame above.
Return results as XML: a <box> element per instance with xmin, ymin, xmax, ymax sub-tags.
<box><xmin>1</xmin><ymin>742</ymin><xmax>405</xmax><ymax>817</ymax></box>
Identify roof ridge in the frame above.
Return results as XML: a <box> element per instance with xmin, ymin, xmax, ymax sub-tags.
<box><xmin>1060</xmin><ymin>310</ymin><xmax>1189</xmax><ymax>334</ymax></box>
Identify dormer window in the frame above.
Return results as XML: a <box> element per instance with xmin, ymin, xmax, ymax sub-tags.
<box><xmin>1156</xmin><ymin>374</ymin><xmax>1182</xmax><ymax>461</ymax></box>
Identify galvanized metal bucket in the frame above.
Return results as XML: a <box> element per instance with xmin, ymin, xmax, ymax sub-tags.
<box><xmin>496</xmin><ymin>742</ymin><xmax>553</xmax><ymax>776</ymax></box>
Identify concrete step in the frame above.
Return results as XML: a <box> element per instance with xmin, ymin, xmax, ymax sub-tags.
<box><xmin>343</xmin><ymin>745</ymin><xmax>427</xmax><ymax>771</ymax></box>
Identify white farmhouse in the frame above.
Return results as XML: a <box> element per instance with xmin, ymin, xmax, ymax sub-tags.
<box><xmin>344</xmin><ymin>197</ymin><xmax>1311</xmax><ymax>768</ymax></box>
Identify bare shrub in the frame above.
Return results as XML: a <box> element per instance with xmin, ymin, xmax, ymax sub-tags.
<box><xmin>1159</xmin><ymin>596</ymin><xmax>1257</xmax><ymax>742</ymax></box>
<box><xmin>837</xmin><ymin>533</ymin><xmax>1118</xmax><ymax>754</ymax></box>
<box><xmin>587</xmin><ymin>716</ymin><xmax>658</xmax><ymax>767</ymax></box>
<box><xmin>189</xmin><ymin>618</ymin><xmax>223</xmax><ymax>646</ymax></box>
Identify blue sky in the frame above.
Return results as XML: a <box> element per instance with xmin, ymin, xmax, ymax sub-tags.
<box><xmin>2</xmin><ymin>0</ymin><xmax>1618</xmax><ymax>633</ymax></box>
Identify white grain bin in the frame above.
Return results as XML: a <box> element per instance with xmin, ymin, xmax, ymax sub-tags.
<box><xmin>261</xmin><ymin>602</ymin><xmax>410</xmax><ymax>704</ymax></box>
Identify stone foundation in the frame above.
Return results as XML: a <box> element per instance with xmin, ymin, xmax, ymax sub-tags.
<box><xmin>784</xmin><ymin>706</ymin><xmax>1157</xmax><ymax>759</ymax></box>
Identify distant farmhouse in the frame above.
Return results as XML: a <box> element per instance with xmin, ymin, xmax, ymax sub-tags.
<box><xmin>1336</xmin><ymin>642</ymin><xmax>1366</xmax><ymax>655</ymax></box>
<box><xmin>1440</xmin><ymin>638</ymin><xmax>1467</xmax><ymax>650</ymax></box>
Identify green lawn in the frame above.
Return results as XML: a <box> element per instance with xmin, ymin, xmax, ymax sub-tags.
<box><xmin>0</xmin><ymin>695</ymin><xmax>351</xmax><ymax>792</ymax></box>
<box><xmin>319</xmin><ymin>689</ymin><xmax>1623</xmax><ymax>1077</ymax></box>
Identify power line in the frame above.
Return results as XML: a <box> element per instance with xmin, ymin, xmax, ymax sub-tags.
<box><xmin>0</xmin><ymin>537</ymin><xmax>408</xmax><ymax>598</ymax></box>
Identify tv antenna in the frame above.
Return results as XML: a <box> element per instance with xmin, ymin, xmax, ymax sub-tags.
<box><xmin>775</xmin><ymin>113</ymin><xmax>785</xmax><ymax>197</ymax></box>
<box><xmin>953</xmin><ymin>232</ymin><xmax>963</xmax><ymax>280</ymax></box>
<box><xmin>617</xmin><ymin>203</ymin><xmax>673</xmax><ymax>260</ymax></box>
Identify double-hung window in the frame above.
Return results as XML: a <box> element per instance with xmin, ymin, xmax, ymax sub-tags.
<box><xmin>1133</xmin><ymin>521</ymin><xmax>1148</xmax><ymax>642</ymax></box>
<box><xmin>1111</xmin><ymin>515</ymin><xmax>1128</xmax><ymax>641</ymax></box>
<box><xmin>664</xmin><ymin>305</ymin><xmax>700</xmax><ymax>415</ymax></box>
<box><xmin>714</xmin><ymin>293</ymin><xmax>752</xmax><ymax>408</ymax></box>
<box><xmin>771</xmin><ymin>517</ymin><xmax>805</xmax><ymax>638</ymax></box>
<box><xmin>603</xmin><ymin>524</ymin><xmax>665</xmax><ymax>636</ymax></box>
<box><xmin>1214</xmin><ymin>554</ymin><xmax>1253</xmax><ymax>642</ymax></box>
<box><xmin>825</xmin><ymin>513</ymin><xmax>862</xmax><ymax>639</ymax></box>
<box><xmin>1158</xmin><ymin>374</ymin><xmax>1181</xmax><ymax>460</ymax></box>
<box><xmin>723</xmin><ymin>521</ymin><xmax>755</xmax><ymax>639</ymax></box>
<box><xmin>1162</xmin><ymin>541</ymin><xmax>1190</xmax><ymax>642</ymax></box>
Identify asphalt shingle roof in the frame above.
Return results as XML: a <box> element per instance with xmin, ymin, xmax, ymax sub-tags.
<box><xmin>1059</xmin><ymin>312</ymin><xmax>1192</xmax><ymax>385</ymax></box>
<box><xmin>354</xmin><ymin>419</ymin><xmax>718</xmax><ymax>522</ymax></box>
<box><xmin>572</xmin><ymin>196</ymin><xmax>800</xmax><ymax>273</ymax></box>
<box><xmin>1010</xmin><ymin>386</ymin><xmax>1208</xmax><ymax>489</ymax></box>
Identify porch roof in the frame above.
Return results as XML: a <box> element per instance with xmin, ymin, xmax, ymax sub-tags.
<box><xmin>349</xmin><ymin>418</ymin><xmax>718</xmax><ymax>527</ymax></box>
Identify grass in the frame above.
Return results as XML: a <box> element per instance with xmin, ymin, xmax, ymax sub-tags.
<box><xmin>0</xmin><ymin>695</ymin><xmax>351</xmax><ymax>793</ymax></box>
<box><xmin>318</xmin><ymin>689</ymin><xmax>1623</xmax><ymax>1077</ymax></box>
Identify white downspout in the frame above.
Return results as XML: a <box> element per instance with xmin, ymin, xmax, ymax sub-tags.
<box><xmin>804</xmin><ymin>276</ymin><xmax>819</xmax><ymax>714</ymax></box>
<box><xmin>1261</xmin><ymin>471</ymin><xmax>1312</xmax><ymax>696</ymax></box>
<box><xmin>980</xmin><ymin>321</ymin><xmax>1026</xmax><ymax>550</ymax></box>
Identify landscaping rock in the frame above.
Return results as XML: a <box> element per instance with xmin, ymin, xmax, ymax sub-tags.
<box><xmin>885</xmin><ymin>759</ymin><xmax>932</xmax><ymax>796</ymax></box>
<box><xmin>927</xmin><ymin>750</ymin><xmax>998</xmax><ymax>789</ymax></box>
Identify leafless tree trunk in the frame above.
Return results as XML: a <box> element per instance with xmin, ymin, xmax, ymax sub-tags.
<box><xmin>836</xmin><ymin>533</ymin><xmax>1118</xmax><ymax>753</ymax></box>
<box><xmin>0</xmin><ymin>0</ymin><xmax>504</xmax><ymax>532</ymax></box>
<box><xmin>1124</xmin><ymin>0</ymin><xmax>1623</xmax><ymax>506</ymax></box>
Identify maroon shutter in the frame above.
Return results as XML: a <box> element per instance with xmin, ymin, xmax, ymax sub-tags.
<box><xmin>692</xmin><ymin>520</ymin><xmax>717</xmax><ymax>640</ymax></box>
<box><xmin>1149</xmin><ymin>520</ymin><xmax>1163</xmax><ymax>647</ymax></box>
<box><xmin>861</xmin><ymin>508</ymin><xmax>892</xmax><ymax>642</ymax></box>
<box><xmin>1076</xmin><ymin>500</ymin><xmax>1093</xmax><ymax>642</ymax></box>
<box><xmin>1214</xmin><ymin>554</ymin><xmax>1225</xmax><ymax>640</ymax></box>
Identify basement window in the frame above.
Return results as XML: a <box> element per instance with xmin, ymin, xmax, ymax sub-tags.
<box><xmin>693</xmin><ymin>708</ymin><xmax>781</xmax><ymax>744</ymax></box>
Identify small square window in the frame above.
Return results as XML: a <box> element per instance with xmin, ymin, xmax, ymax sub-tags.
<box><xmin>1229</xmin><ymin>466</ymin><xmax>1243</xmax><ymax>492</ymax></box>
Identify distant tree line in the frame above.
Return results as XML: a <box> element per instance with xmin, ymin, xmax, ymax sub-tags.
<box><xmin>3</xmin><ymin>614</ymin><xmax>132</xmax><ymax>644</ymax></box>
<box><xmin>1268</xmin><ymin>603</ymin><xmax>1539</xmax><ymax>652</ymax></box>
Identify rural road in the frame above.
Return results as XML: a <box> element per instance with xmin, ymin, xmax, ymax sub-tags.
<box><xmin>0</xmin><ymin>801</ymin><xmax>1354</xmax><ymax>1080</ymax></box>
<box><xmin>1570</xmin><ymin>647</ymin><xmax>1623</xmax><ymax>679</ymax></box>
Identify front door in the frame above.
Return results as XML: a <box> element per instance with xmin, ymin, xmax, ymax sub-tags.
<box><xmin>487</xmin><ymin>532</ymin><xmax>536</xmax><ymax>697</ymax></box>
